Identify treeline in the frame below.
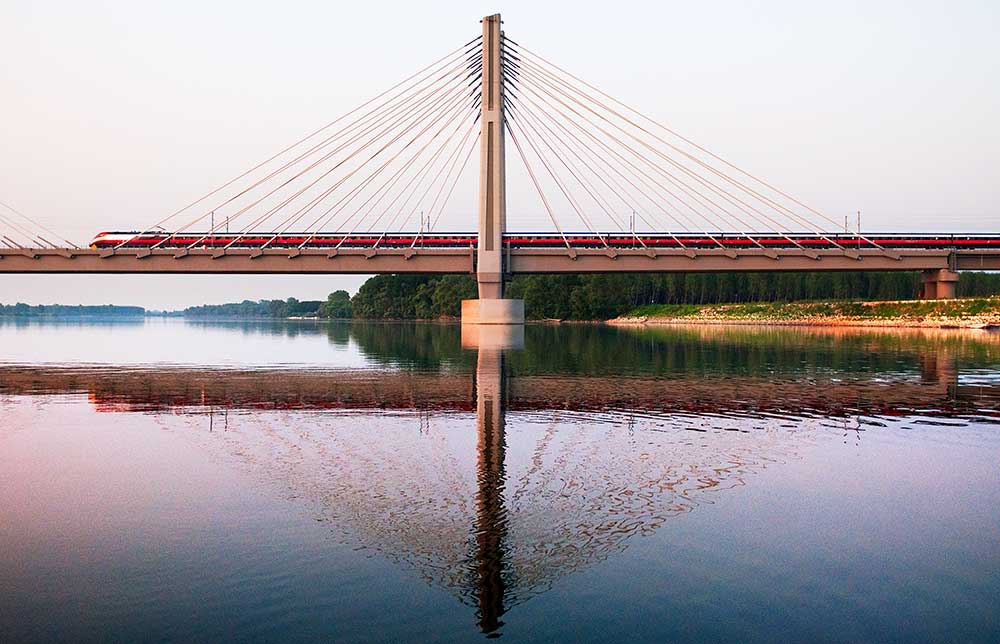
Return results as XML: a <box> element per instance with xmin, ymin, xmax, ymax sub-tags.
<box><xmin>509</xmin><ymin>272</ymin><xmax>921</xmax><ymax>320</ymax></box>
<box><xmin>35</xmin><ymin>270</ymin><xmax>987</xmax><ymax>322</ymax></box>
<box><xmin>956</xmin><ymin>272</ymin><xmax>1000</xmax><ymax>297</ymax></box>
<box><xmin>352</xmin><ymin>275</ymin><xmax>476</xmax><ymax>319</ymax></box>
<box><xmin>349</xmin><ymin>271</ymin><xmax>1000</xmax><ymax>320</ymax></box>
<box><xmin>0</xmin><ymin>304</ymin><xmax>145</xmax><ymax>317</ymax></box>
<box><xmin>182</xmin><ymin>291</ymin><xmax>352</xmax><ymax>319</ymax></box>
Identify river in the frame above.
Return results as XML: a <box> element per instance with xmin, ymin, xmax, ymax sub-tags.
<box><xmin>1</xmin><ymin>318</ymin><xmax>998</xmax><ymax>642</ymax></box>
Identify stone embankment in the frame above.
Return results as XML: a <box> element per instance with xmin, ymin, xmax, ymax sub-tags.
<box><xmin>610</xmin><ymin>298</ymin><xmax>1000</xmax><ymax>329</ymax></box>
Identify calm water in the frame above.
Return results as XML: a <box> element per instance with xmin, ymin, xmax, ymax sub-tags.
<box><xmin>1</xmin><ymin>318</ymin><xmax>999</xmax><ymax>642</ymax></box>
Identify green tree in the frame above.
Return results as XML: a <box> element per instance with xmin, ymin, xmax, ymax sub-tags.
<box><xmin>318</xmin><ymin>290</ymin><xmax>353</xmax><ymax>318</ymax></box>
<box><xmin>430</xmin><ymin>276</ymin><xmax>477</xmax><ymax>317</ymax></box>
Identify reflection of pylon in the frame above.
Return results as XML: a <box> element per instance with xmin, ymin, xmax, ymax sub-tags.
<box><xmin>474</xmin><ymin>345</ymin><xmax>507</xmax><ymax>634</ymax></box>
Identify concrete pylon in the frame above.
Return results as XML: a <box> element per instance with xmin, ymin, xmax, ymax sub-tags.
<box><xmin>462</xmin><ymin>13</ymin><xmax>525</xmax><ymax>325</ymax></box>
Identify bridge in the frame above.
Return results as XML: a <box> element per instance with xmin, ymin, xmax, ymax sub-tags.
<box><xmin>2</xmin><ymin>14</ymin><xmax>996</xmax><ymax>317</ymax></box>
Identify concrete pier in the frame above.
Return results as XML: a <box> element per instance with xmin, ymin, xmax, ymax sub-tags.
<box><xmin>461</xmin><ymin>299</ymin><xmax>525</xmax><ymax>325</ymax></box>
<box><xmin>921</xmin><ymin>269</ymin><xmax>959</xmax><ymax>299</ymax></box>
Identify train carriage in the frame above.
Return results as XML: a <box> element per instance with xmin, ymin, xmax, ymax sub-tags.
<box><xmin>90</xmin><ymin>231</ymin><xmax>1000</xmax><ymax>251</ymax></box>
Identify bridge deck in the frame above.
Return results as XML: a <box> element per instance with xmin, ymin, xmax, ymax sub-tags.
<box><xmin>1</xmin><ymin>245</ymin><xmax>999</xmax><ymax>274</ymax></box>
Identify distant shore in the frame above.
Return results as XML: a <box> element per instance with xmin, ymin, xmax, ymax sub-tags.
<box><xmin>609</xmin><ymin>298</ymin><xmax>1000</xmax><ymax>330</ymax></box>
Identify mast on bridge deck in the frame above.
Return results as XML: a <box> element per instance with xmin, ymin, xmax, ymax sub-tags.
<box><xmin>463</xmin><ymin>13</ymin><xmax>524</xmax><ymax>324</ymax></box>
<box><xmin>477</xmin><ymin>13</ymin><xmax>506</xmax><ymax>300</ymax></box>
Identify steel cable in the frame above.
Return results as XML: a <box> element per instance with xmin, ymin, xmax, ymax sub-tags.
<box><xmin>509</xmin><ymin>43</ymin><xmax>866</xmax><ymax>251</ymax></box>
<box><xmin>117</xmin><ymin>38</ymin><xmax>480</xmax><ymax>250</ymax></box>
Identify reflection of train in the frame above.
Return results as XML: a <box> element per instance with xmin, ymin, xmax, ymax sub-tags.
<box><xmin>88</xmin><ymin>231</ymin><xmax>1000</xmax><ymax>250</ymax></box>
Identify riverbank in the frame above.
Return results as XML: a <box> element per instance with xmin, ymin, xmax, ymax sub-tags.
<box><xmin>610</xmin><ymin>298</ymin><xmax>1000</xmax><ymax>329</ymax></box>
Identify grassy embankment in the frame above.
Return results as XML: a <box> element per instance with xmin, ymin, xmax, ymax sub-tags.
<box><xmin>615</xmin><ymin>297</ymin><xmax>1000</xmax><ymax>328</ymax></box>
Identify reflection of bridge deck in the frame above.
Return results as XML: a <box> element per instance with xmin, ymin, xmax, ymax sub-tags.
<box><xmin>0</xmin><ymin>364</ymin><xmax>992</xmax><ymax>418</ymax></box>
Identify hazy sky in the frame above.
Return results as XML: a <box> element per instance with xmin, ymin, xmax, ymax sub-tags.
<box><xmin>2</xmin><ymin>0</ymin><xmax>998</xmax><ymax>308</ymax></box>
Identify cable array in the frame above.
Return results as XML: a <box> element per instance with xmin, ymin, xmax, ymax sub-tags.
<box><xmin>500</xmin><ymin>37</ymin><xmax>875</xmax><ymax>250</ymax></box>
<box><xmin>0</xmin><ymin>200</ymin><xmax>79</xmax><ymax>250</ymax></box>
<box><xmin>119</xmin><ymin>38</ymin><xmax>483</xmax><ymax>251</ymax></box>
<box><xmin>110</xmin><ymin>30</ymin><xmax>876</xmax><ymax>253</ymax></box>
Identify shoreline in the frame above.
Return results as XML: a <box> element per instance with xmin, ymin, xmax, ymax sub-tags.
<box><xmin>607</xmin><ymin>316</ymin><xmax>1000</xmax><ymax>330</ymax></box>
<box><xmin>609</xmin><ymin>297</ymin><xmax>1000</xmax><ymax>330</ymax></box>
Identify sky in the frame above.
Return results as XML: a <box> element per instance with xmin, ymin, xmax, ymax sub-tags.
<box><xmin>1</xmin><ymin>0</ymin><xmax>998</xmax><ymax>308</ymax></box>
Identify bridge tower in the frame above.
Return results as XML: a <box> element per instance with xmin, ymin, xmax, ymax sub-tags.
<box><xmin>462</xmin><ymin>13</ymin><xmax>525</xmax><ymax>325</ymax></box>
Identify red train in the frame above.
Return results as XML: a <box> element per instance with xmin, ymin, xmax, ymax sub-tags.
<box><xmin>89</xmin><ymin>231</ymin><xmax>1000</xmax><ymax>250</ymax></box>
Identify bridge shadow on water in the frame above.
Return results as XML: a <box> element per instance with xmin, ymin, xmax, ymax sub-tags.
<box><xmin>3</xmin><ymin>321</ymin><xmax>1000</xmax><ymax>636</ymax></box>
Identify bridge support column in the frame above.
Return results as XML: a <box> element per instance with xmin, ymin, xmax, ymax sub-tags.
<box><xmin>463</xmin><ymin>13</ymin><xmax>524</xmax><ymax>325</ymax></box>
<box><xmin>921</xmin><ymin>269</ymin><xmax>959</xmax><ymax>299</ymax></box>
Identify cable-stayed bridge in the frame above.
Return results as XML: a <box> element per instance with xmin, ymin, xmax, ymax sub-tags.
<box><xmin>2</xmin><ymin>14</ymin><xmax>997</xmax><ymax>310</ymax></box>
